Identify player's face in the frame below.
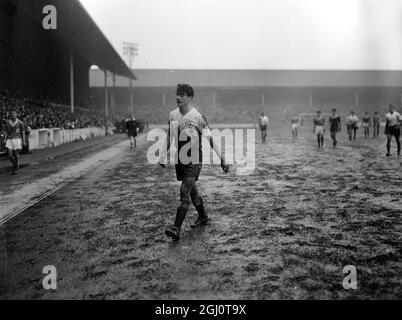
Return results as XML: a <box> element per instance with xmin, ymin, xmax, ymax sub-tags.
<box><xmin>389</xmin><ymin>105</ymin><xmax>395</xmax><ymax>113</ymax></box>
<box><xmin>176</xmin><ymin>94</ymin><xmax>190</xmax><ymax>108</ymax></box>
<box><xmin>11</xmin><ymin>111</ymin><xmax>17</xmax><ymax>120</ymax></box>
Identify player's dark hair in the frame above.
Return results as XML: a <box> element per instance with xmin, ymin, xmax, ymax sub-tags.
<box><xmin>176</xmin><ymin>84</ymin><xmax>194</xmax><ymax>98</ymax></box>
<box><xmin>332</xmin><ymin>108</ymin><xmax>337</xmax><ymax>112</ymax></box>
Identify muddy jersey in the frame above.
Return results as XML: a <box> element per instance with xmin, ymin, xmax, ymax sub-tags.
<box><xmin>329</xmin><ymin>115</ymin><xmax>341</xmax><ymax>132</ymax></box>
<box><xmin>169</xmin><ymin>107</ymin><xmax>211</xmax><ymax>164</ymax></box>
<box><xmin>6</xmin><ymin>119</ymin><xmax>25</xmax><ymax>140</ymax></box>
<box><xmin>385</xmin><ymin>112</ymin><xmax>401</xmax><ymax>127</ymax></box>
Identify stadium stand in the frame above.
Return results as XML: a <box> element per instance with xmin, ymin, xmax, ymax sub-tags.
<box><xmin>0</xmin><ymin>0</ymin><xmax>136</xmax><ymax>154</ymax></box>
<box><xmin>90</xmin><ymin>70</ymin><xmax>402</xmax><ymax>125</ymax></box>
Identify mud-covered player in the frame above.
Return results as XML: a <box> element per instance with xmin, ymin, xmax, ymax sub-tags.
<box><xmin>259</xmin><ymin>113</ymin><xmax>269</xmax><ymax>143</ymax></box>
<box><xmin>313</xmin><ymin>111</ymin><xmax>325</xmax><ymax>148</ymax></box>
<box><xmin>328</xmin><ymin>109</ymin><xmax>341</xmax><ymax>148</ymax></box>
<box><xmin>385</xmin><ymin>104</ymin><xmax>401</xmax><ymax>157</ymax></box>
<box><xmin>5</xmin><ymin>110</ymin><xmax>26</xmax><ymax>175</ymax></box>
<box><xmin>126</xmin><ymin>116</ymin><xmax>139</xmax><ymax>149</ymax></box>
<box><xmin>159</xmin><ymin>84</ymin><xmax>229</xmax><ymax>241</ymax></box>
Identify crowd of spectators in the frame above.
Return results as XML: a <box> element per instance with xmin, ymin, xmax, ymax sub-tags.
<box><xmin>0</xmin><ymin>89</ymin><xmax>105</xmax><ymax>132</ymax></box>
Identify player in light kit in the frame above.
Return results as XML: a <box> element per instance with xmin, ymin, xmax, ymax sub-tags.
<box><xmin>362</xmin><ymin>112</ymin><xmax>371</xmax><ymax>138</ymax></box>
<box><xmin>373</xmin><ymin>112</ymin><xmax>381</xmax><ymax>138</ymax></box>
<box><xmin>5</xmin><ymin>110</ymin><xmax>26</xmax><ymax>175</ymax></box>
<box><xmin>291</xmin><ymin>116</ymin><xmax>300</xmax><ymax>138</ymax></box>
<box><xmin>347</xmin><ymin>111</ymin><xmax>359</xmax><ymax>141</ymax></box>
<box><xmin>328</xmin><ymin>109</ymin><xmax>341</xmax><ymax>148</ymax></box>
<box><xmin>159</xmin><ymin>84</ymin><xmax>229</xmax><ymax>241</ymax></box>
<box><xmin>259</xmin><ymin>113</ymin><xmax>269</xmax><ymax>143</ymax></box>
<box><xmin>313</xmin><ymin>111</ymin><xmax>325</xmax><ymax>148</ymax></box>
<box><xmin>384</xmin><ymin>104</ymin><xmax>401</xmax><ymax>157</ymax></box>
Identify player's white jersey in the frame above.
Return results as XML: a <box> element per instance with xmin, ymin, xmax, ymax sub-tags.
<box><xmin>169</xmin><ymin>107</ymin><xmax>211</xmax><ymax>137</ymax></box>
<box><xmin>385</xmin><ymin>112</ymin><xmax>401</xmax><ymax>127</ymax></box>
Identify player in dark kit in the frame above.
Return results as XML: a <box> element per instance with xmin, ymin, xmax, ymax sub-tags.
<box><xmin>5</xmin><ymin>110</ymin><xmax>26</xmax><ymax>174</ymax></box>
<box><xmin>126</xmin><ymin>116</ymin><xmax>139</xmax><ymax>149</ymax></box>
<box><xmin>373</xmin><ymin>112</ymin><xmax>381</xmax><ymax>138</ymax></box>
<box><xmin>384</xmin><ymin>104</ymin><xmax>401</xmax><ymax>157</ymax></box>
<box><xmin>159</xmin><ymin>84</ymin><xmax>229</xmax><ymax>241</ymax></box>
<box><xmin>328</xmin><ymin>109</ymin><xmax>341</xmax><ymax>148</ymax></box>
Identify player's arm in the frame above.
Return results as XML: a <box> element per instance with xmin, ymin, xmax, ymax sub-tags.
<box><xmin>202</xmin><ymin>115</ymin><xmax>229</xmax><ymax>173</ymax></box>
<box><xmin>207</xmin><ymin>135</ymin><xmax>229</xmax><ymax>173</ymax></box>
<box><xmin>159</xmin><ymin>121</ymin><xmax>170</xmax><ymax>168</ymax></box>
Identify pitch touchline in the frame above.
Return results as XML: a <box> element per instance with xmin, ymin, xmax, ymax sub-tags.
<box><xmin>0</xmin><ymin>180</ymin><xmax>73</xmax><ymax>226</ymax></box>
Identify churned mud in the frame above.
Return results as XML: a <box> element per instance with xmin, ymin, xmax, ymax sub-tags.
<box><xmin>0</xmin><ymin>126</ymin><xmax>401</xmax><ymax>299</ymax></box>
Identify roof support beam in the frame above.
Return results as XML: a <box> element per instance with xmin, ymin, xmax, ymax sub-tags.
<box><xmin>104</xmin><ymin>70</ymin><xmax>109</xmax><ymax>135</ymax></box>
<box><xmin>70</xmin><ymin>50</ymin><xmax>74</xmax><ymax>114</ymax></box>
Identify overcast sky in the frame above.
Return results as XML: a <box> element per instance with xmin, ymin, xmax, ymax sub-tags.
<box><xmin>80</xmin><ymin>0</ymin><xmax>402</xmax><ymax>70</ymax></box>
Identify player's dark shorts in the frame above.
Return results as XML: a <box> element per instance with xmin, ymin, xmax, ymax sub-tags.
<box><xmin>175</xmin><ymin>163</ymin><xmax>202</xmax><ymax>181</ymax></box>
<box><xmin>260</xmin><ymin>125</ymin><xmax>267</xmax><ymax>131</ymax></box>
<box><xmin>385</xmin><ymin>126</ymin><xmax>400</xmax><ymax>137</ymax></box>
<box><xmin>127</xmin><ymin>130</ymin><xmax>137</xmax><ymax>137</ymax></box>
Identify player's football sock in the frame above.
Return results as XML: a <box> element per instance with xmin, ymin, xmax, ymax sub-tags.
<box><xmin>173</xmin><ymin>206</ymin><xmax>188</xmax><ymax>230</ymax></box>
<box><xmin>10</xmin><ymin>156</ymin><xmax>17</xmax><ymax>171</ymax></box>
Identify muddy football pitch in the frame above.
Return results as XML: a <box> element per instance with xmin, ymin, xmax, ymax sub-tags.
<box><xmin>0</xmin><ymin>125</ymin><xmax>401</xmax><ymax>299</ymax></box>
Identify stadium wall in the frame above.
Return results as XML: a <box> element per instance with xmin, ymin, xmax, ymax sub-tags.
<box><xmin>28</xmin><ymin>127</ymin><xmax>108</xmax><ymax>150</ymax></box>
